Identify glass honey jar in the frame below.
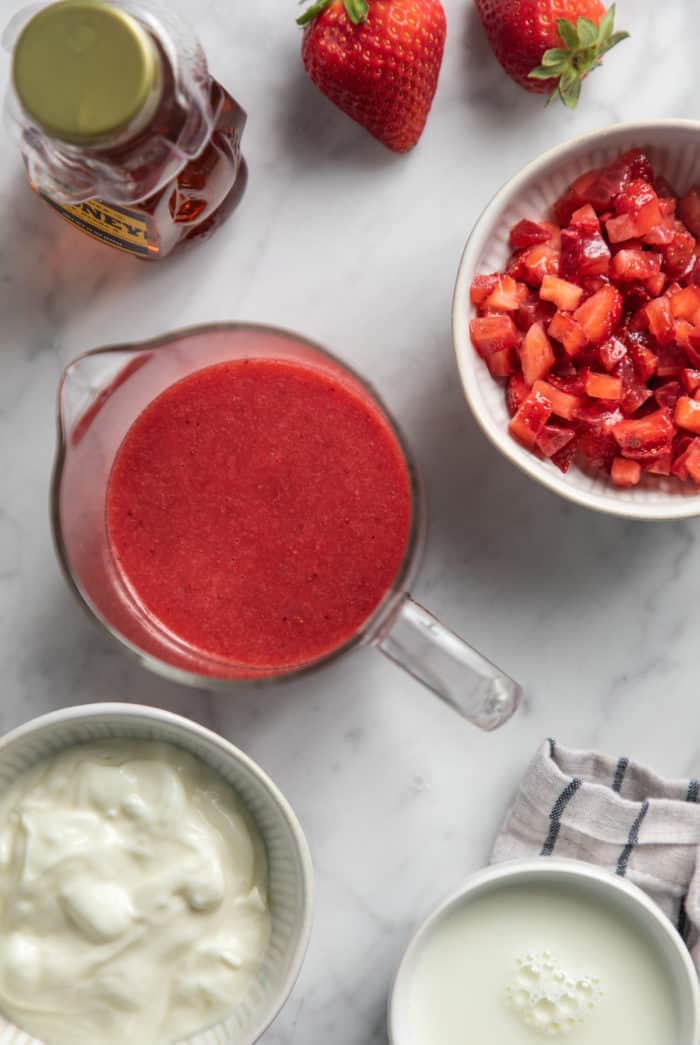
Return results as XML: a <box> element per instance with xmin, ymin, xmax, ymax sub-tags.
<box><xmin>4</xmin><ymin>0</ymin><xmax>247</xmax><ymax>258</ymax></box>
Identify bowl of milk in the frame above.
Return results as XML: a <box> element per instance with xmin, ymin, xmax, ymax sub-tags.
<box><xmin>389</xmin><ymin>859</ymin><xmax>700</xmax><ymax>1044</ymax></box>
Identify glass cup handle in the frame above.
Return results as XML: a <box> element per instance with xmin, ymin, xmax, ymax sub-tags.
<box><xmin>376</xmin><ymin>595</ymin><xmax>521</xmax><ymax>730</ymax></box>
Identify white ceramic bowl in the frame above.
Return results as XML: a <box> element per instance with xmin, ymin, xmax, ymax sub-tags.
<box><xmin>0</xmin><ymin>703</ymin><xmax>314</xmax><ymax>1045</ymax></box>
<box><xmin>389</xmin><ymin>858</ymin><xmax>700</xmax><ymax>1045</ymax></box>
<box><xmin>453</xmin><ymin>119</ymin><xmax>700</xmax><ymax>520</ymax></box>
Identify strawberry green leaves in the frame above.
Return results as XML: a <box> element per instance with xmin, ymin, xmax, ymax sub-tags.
<box><xmin>297</xmin><ymin>0</ymin><xmax>369</xmax><ymax>27</ymax></box>
<box><xmin>528</xmin><ymin>4</ymin><xmax>629</xmax><ymax>109</ymax></box>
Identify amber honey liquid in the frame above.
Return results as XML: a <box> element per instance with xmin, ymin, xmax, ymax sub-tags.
<box><xmin>38</xmin><ymin>41</ymin><xmax>246</xmax><ymax>259</ymax></box>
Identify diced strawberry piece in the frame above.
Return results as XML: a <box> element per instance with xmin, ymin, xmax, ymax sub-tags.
<box><xmin>551</xmin><ymin>437</ymin><xmax>578</xmax><ymax>473</ymax></box>
<box><xmin>607</xmin><ymin>178</ymin><xmax>662</xmax><ymax>240</ymax></box>
<box><xmin>547</xmin><ymin>311</ymin><xmax>588</xmax><ymax>357</ymax></box>
<box><xmin>644</xmin><ymin>220</ymin><xmax>676</xmax><ymax>247</ymax></box>
<box><xmin>605</xmin><ymin>213</ymin><xmax>639</xmax><ymax>243</ymax></box>
<box><xmin>654</xmin><ymin>381</ymin><xmax>682</xmax><ymax>412</ymax></box>
<box><xmin>617</xmin><ymin>150</ymin><xmax>656</xmax><ymax>185</ymax></box>
<box><xmin>470</xmin><ymin>274</ymin><xmax>500</xmax><ymax>305</ymax></box>
<box><xmin>626</xmin><ymin>338</ymin><xmax>658</xmax><ymax>381</ymax></box>
<box><xmin>548</xmin><ymin>370</ymin><xmax>588</xmax><ymax>397</ymax></box>
<box><xmin>611</xmin><ymin>179</ymin><xmax>662</xmax><ymax>237</ymax></box>
<box><xmin>685</xmin><ymin>328</ymin><xmax>700</xmax><ymax>369</ymax></box>
<box><xmin>554</xmin><ymin>170</ymin><xmax>598</xmax><ymax>226</ymax></box>
<box><xmin>574</xmin><ymin>403</ymin><xmax>623</xmax><ymax>428</ymax></box>
<box><xmin>673</xmin><ymin>319</ymin><xmax>695</xmax><ymax>351</ymax></box>
<box><xmin>519</xmin><ymin>322</ymin><xmax>555</xmax><ymax>386</ymax></box>
<box><xmin>514</xmin><ymin>294</ymin><xmax>555</xmax><ymax>333</ymax></box>
<box><xmin>611</xmin><ymin>457</ymin><xmax>642</xmax><ymax>487</ymax></box>
<box><xmin>574</xmin><ymin>285</ymin><xmax>623</xmax><ymax>345</ymax></box>
<box><xmin>585</xmin><ymin>151</ymin><xmax>654</xmax><ymax>213</ymax></box>
<box><xmin>532</xmin><ymin>379</ymin><xmax>582</xmax><ymax>421</ymax></box>
<box><xmin>580</xmin><ymin>276</ymin><xmax>612</xmax><ymax>297</ymax></box>
<box><xmin>578</xmin><ymin>424</ymin><xmax>619</xmax><ymax>470</ymax></box>
<box><xmin>536</xmin><ymin>424</ymin><xmax>576</xmax><ymax>459</ymax></box>
<box><xmin>539</xmin><ymin>274</ymin><xmax>583</xmax><ymax>311</ymax></box>
<box><xmin>656</xmin><ymin>344</ymin><xmax>686</xmax><ymax>378</ymax></box>
<box><xmin>684</xmin><ymin>442</ymin><xmax>700</xmax><ymax>485</ymax></box>
<box><xmin>682</xmin><ymin>368</ymin><xmax>700</xmax><ymax>394</ymax></box>
<box><xmin>661</xmin><ymin>226</ymin><xmax>696</xmax><ymax>279</ymax></box>
<box><xmin>586</xmin><ymin>372</ymin><xmax>623</xmax><ymax>400</ymax></box>
<box><xmin>520</xmin><ymin>244</ymin><xmax>560</xmax><ymax>287</ymax></box>
<box><xmin>506</xmin><ymin>374</ymin><xmax>529</xmax><ymax>417</ymax></box>
<box><xmin>470</xmin><ymin>315</ymin><xmax>520</xmax><ymax>357</ymax></box>
<box><xmin>617</xmin><ymin>353</ymin><xmax>654</xmax><ymax>415</ymax></box>
<box><xmin>486</xmin><ymin>348</ymin><xmax>516</xmax><ymax>379</ymax></box>
<box><xmin>678</xmin><ymin>188</ymin><xmax>700</xmax><ymax>239</ymax></box>
<box><xmin>541</xmin><ymin>222</ymin><xmax>562</xmax><ymax>250</ymax></box>
<box><xmin>621</xmin><ymin>283</ymin><xmax>652</xmax><ymax>314</ymax></box>
<box><xmin>506</xmin><ymin>252</ymin><xmax>527</xmax><ymax>280</ymax></box>
<box><xmin>570</xmin><ymin>204</ymin><xmax>600</xmax><ymax>232</ymax></box>
<box><xmin>674</xmin><ymin>395</ymin><xmax>700</xmax><ymax>434</ymax></box>
<box><xmin>599</xmin><ymin>337</ymin><xmax>627</xmax><ymax>372</ymax></box>
<box><xmin>612</xmin><ymin>410</ymin><xmax>675</xmax><ymax>460</ymax></box>
<box><xmin>669</xmin><ymin>284</ymin><xmax>700</xmax><ymax>323</ymax></box>
<box><xmin>622</xmin><ymin>384</ymin><xmax>654</xmax><ymax>416</ymax></box>
<box><xmin>644</xmin><ymin>296</ymin><xmax>675</xmax><ymax>344</ymax></box>
<box><xmin>671</xmin><ymin>435</ymin><xmax>694</xmax><ymax>479</ymax></box>
<box><xmin>559</xmin><ymin>227</ymin><xmax>610</xmax><ymax>281</ymax></box>
<box><xmin>671</xmin><ymin>436</ymin><xmax>700</xmax><ymax>483</ymax></box>
<box><xmin>509</xmin><ymin>219</ymin><xmax>554</xmax><ymax>249</ymax></box>
<box><xmin>682</xmin><ymin>257</ymin><xmax>700</xmax><ymax>288</ymax></box>
<box><xmin>579</xmin><ymin>232</ymin><xmax>612</xmax><ymax>276</ymax></box>
<box><xmin>611</xmin><ymin>249</ymin><xmax>662</xmax><ymax>282</ymax></box>
<box><xmin>645</xmin><ymin>271</ymin><xmax>667</xmax><ymax>297</ymax></box>
<box><xmin>644</xmin><ymin>448</ymin><xmax>673</xmax><ymax>476</ymax></box>
<box><xmin>509</xmin><ymin>388</ymin><xmax>553</xmax><ymax>449</ymax></box>
<box><xmin>483</xmin><ymin>274</ymin><xmax>529</xmax><ymax>312</ymax></box>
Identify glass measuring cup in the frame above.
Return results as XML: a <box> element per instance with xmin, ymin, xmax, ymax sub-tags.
<box><xmin>52</xmin><ymin>324</ymin><xmax>521</xmax><ymax>730</ymax></box>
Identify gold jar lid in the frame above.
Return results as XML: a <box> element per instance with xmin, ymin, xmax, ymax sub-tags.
<box><xmin>12</xmin><ymin>0</ymin><xmax>160</xmax><ymax>144</ymax></box>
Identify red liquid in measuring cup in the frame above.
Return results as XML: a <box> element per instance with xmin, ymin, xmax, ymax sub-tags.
<box><xmin>106</xmin><ymin>359</ymin><xmax>412</xmax><ymax>672</ymax></box>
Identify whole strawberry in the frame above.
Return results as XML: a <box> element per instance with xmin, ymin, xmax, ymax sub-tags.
<box><xmin>475</xmin><ymin>0</ymin><xmax>629</xmax><ymax>108</ymax></box>
<box><xmin>297</xmin><ymin>0</ymin><xmax>446</xmax><ymax>153</ymax></box>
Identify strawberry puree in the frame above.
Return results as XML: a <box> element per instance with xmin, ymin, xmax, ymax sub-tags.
<box><xmin>106</xmin><ymin>359</ymin><xmax>412</xmax><ymax>671</ymax></box>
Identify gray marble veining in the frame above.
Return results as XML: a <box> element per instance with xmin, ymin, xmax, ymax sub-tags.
<box><xmin>1</xmin><ymin>0</ymin><xmax>700</xmax><ymax>1040</ymax></box>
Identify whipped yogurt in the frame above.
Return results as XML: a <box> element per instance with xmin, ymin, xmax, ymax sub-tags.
<box><xmin>0</xmin><ymin>740</ymin><xmax>271</xmax><ymax>1045</ymax></box>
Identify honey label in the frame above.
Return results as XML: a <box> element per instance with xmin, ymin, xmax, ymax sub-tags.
<box><xmin>42</xmin><ymin>196</ymin><xmax>155</xmax><ymax>257</ymax></box>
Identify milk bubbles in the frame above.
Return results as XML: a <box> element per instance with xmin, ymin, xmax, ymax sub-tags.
<box><xmin>506</xmin><ymin>951</ymin><xmax>603</xmax><ymax>1037</ymax></box>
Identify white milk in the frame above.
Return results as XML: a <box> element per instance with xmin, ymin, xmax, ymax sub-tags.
<box><xmin>407</xmin><ymin>880</ymin><xmax>682</xmax><ymax>1043</ymax></box>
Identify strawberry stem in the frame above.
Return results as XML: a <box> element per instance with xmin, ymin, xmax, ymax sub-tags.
<box><xmin>528</xmin><ymin>3</ymin><xmax>629</xmax><ymax>109</ymax></box>
<box><xmin>297</xmin><ymin>0</ymin><xmax>369</xmax><ymax>26</ymax></box>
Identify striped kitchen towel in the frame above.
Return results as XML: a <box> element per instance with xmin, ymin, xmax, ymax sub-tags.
<box><xmin>492</xmin><ymin>739</ymin><xmax>700</xmax><ymax>966</ymax></box>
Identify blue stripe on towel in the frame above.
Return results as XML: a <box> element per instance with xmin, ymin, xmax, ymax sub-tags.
<box><xmin>678</xmin><ymin>896</ymin><xmax>689</xmax><ymax>940</ymax></box>
<box><xmin>616</xmin><ymin>800</ymin><xmax>650</xmax><ymax>877</ymax></box>
<box><xmin>687</xmin><ymin>780</ymin><xmax>699</xmax><ymax>803</ymax></box>
<box><xmin>540</xmin><ymin>778</ymin><xmax>582</xmax><ymax>857</ymax></box>
<box><xmin>612</xmin><ymin>757</ymin><xmax>629</xmax><ymax>794</ymax></box>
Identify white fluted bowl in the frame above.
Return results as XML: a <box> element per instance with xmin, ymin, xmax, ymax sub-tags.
<box><xmin>389</xmin><ymin>859</ymin><xmax>700</xmax><ymax>1045</ymax></box>
<box><xmin>453</xmin><ymin>120</ymin><xmax>700</xmax><ymax>520</ymax></box>
<box><xmin>0</xmin><ymin>704</ymin><xmax>313</xmax><ymax>1045</ymax></box>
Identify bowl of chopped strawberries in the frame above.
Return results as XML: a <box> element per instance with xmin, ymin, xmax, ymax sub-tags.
<box><xmin>453</xmin><ymin>120</ymin><xmax>700</xmax><ymax>519</ymax></box>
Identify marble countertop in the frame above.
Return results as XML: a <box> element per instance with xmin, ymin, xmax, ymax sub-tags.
<box><xmin>2</xmin><ymin>0</ymin><xmax>700</xmax><ymax>1040</ymax></box>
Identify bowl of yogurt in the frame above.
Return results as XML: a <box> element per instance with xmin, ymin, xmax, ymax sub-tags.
<box><xmin>0</xmin><ymin>703</ymin><xmax>313</xmax><ymax>1045</ymax></box>
<box><xmin>389</xmin><ymin>859</ymin><xmax>700</xmax><ymax>1044</ymax></box>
